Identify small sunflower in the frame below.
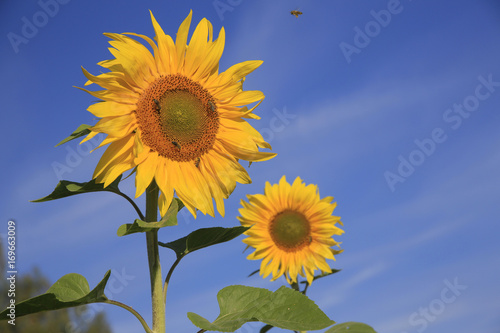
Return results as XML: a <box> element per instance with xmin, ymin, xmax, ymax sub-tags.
<box><xmin>79</xmin><ymin>11</ymin><xmax>275</xmax><ymax>218</ymax></box>
<box><xmin>238</xmin><ymin>176</ymin><xmax>343</xmax><ymax>285</ymax></box>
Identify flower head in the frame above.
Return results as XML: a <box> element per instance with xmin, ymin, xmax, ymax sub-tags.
<box><xmin>79</xmin><ymin>11</ymin><xmax>275</xmax><ymax>218</ymax></box>
<box><xmin>238</xmin><ymin>176</ymin><xmax>343</xmax><ymax>285</ymax></box>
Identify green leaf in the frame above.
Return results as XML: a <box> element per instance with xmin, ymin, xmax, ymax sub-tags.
<box><xmin>325</xmin><ymin>322</ymin><xmax>377</xmax><ymax>333</ymax></box>
<box><xmin>248</xmin><ymin>269</ymin><xmax>260</xmax><ymax>278</ymax></box>
<box><xmin>259</xmin><ymin>324</ymin><xmax>274</xmax><ymax>333</ymax></box>
<box><xmin>31</xmin><ymin>176</ymin><xmax>122</xmax><ymax>202</ymax></box>
<box><xmin>55</xmin><ymin>124</ymin><xmax>92</xmax><ymax>147</ymax></box>
<box><xmin>174</xmin><ymin>197</ymin><xmax>185</xmax><ymax>212</ymax></box>
<box><xmin>159</xmin><ymin>226</ymin><xmax>249</xmax><ymax>259</ymax></box>
<box><xmin>0</xmin><ymin>271</ymin><xmax>110</xmax><ymax>320</ymax></box>
<box><xmin>187</xmin><ymin>285</ymin><xmax>334</xmax><ymax>332</ymax></box>
<box><xmin>117</xmin><ymin>199</ymin><xmax>179</xmax><ymax>236</ymax></box>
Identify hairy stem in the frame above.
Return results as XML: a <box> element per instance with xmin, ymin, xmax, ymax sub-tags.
<box><xmin>145</xmin><ymin>181</ymin><xmax>165</xmax><ymax>333</ymax></box>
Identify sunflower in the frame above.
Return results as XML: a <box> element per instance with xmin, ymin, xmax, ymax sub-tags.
<box><xmin>79</xmin><ymin>11</ymin><xmax>275</xmax><ymax>218</ymax></box>
<box><xmin>238</xmin><ymin>176</ymin><xmax>343</xmax><ymax>285</ymax></box>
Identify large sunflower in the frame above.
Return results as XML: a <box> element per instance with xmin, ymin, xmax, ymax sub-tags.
<box><xmin>238</xmin><ymin>176</ymin><xmax>343</xmax><ymax>285</ymax></box>
<box><xmin>79</xmin><ymin>11</ymin><xmax>275</xmax><ymax>218</ymax></box>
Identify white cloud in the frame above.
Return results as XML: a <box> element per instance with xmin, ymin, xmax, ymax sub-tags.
<box><xmin>316</xmin><ymin>261</ymin><xmax>389</xmax><ymax>308</ymax></box>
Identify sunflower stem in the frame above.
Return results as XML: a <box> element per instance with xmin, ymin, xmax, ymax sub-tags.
<box><xmin>115</xmin><ymin>190</ymin><xmax>145</xmax><ymax>221</ymax></box>
<box><xmin>302</xmin><ymin>281</ymin><xmax>310</xmax><ymax>295</ymax></box>
<box><xmin>104</xmin><ymin>300</ymin><xmax>153</xmax><ymax>333</ymax></box>
<box><xmin>290</xmin><ymin>281</ymin><xmax>300</xmax><ymax>291</ymax></box>
<box><xmin>163</xmin><ymin>256</ymin><xmax>182</xmax><ymax>304</ymax></box>
<box><xmin>145</xmin><ymin>180</ymin><xmax>166</xmax><ymax>333</ymax></box>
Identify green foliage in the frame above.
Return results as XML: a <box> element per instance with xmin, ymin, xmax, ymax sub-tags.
<box><xmin>159</xmin><ymin>226</ymin><xmax>249</xmax><ymax>259</ymax></box>
<box><xmin>117</xmin><ymin>199</ymin><xmax>181</xmax><ymax>236</ymax></box>
<box><xmin>55</xmin><ymin>124</ymin><xmax>92</xmax><ymax>147</ymax></box>
<box><xmin>259</xmin><ymin>324</ymin><xmax>273</xmax><ymax>332</ymax></box>
<box><xmin>0</xmin><ymin>271</ymin><xmax>110</xmax><ymax>320</ymax></box>
<box><xmin>325</xmin><ymin>322</ymin><xmax>378</xmax><ymax>333</ymax></box>
<box><xmin>306</xmin><ymin>269</ymin><xmax>342</xmax><ymax>282</ymax></box>
<box><xmin>31</xmin><ymin>177</ymin><xmax>122</xmax><ymax>202</ymax></box>
<box><xmin>187</xmin><ymin>285</ymin><xmax>334</xmax><ymax>332</ymax></box>
<box><xmin>0</xmin><ymin>242</ymin><xmax>112</xmax><ymax>332</ymax></box>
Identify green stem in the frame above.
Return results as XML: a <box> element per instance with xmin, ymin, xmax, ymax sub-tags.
<box><xmin>163</xmin><ymin>256</ymin><xmax>182</xmax><ymax>304</ymax></box>
<box><xmin>104</xmin><ymin>300</ymin><xmax>153</xmax><ymax>333</ymax></box>
<box><xmin>115</xmin><ymin>190</ymin><xmax>145</xmax><ymax>221</ymax></box>
<box><xmin>145</xmin><ymin>180</ymin><xmax>165</xmax><ymax>333</ymax></box>
<box><xmin>302</xmin><ymin>281</ymin><xmax>310</xmax><ymax>295</ymax></box>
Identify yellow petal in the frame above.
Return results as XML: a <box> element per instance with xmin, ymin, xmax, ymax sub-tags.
<box><xmin>93</xmin><ymin>134</ymin><xmax>135</xmax><ymax>181</ymax></box>
<box><xmin>222</xmin><ymin>60</ymin><xmax>263</xmax><ymax>83</ymax></box>
<box><xmin>87</xmin><ymin>101</ymin><xmax>135</xmax><ymax>118</ymax></box>
<box><xmin>155</xmin><ymin>158</ymin><xmax>175</xmax><ymax>215</ymax></box>
<box><xmin>92</xmin><ymin>114</ymin><xmax>137</xmax><ymax>138</ymax></box>
<box><xmin>135</xmin><ymin>151</ymin><xmax>158</xmax><ymax>198</ymax></box>
<box><xmin>225</xmin><ymin>90</ymin><xmax>264</xmax><ymax>107</ymax></box>
<box><xmin>184</xmin><ymin>18</ymin><xmax>210</xmax><ymax>76</ymax></box>
<box><xmin>149</xmin><ymin>11</ymin><xmax>177</xmax><ymax>74</ymax></box>
<box><xmin>175</xmin><ymin>10</ymin><xmax>193</xmax><ymax>71</ymax></box>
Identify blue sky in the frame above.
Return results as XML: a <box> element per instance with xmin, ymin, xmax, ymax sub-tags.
<box><xmin>1</xmin><ymin>0</ymin><xmax>500</xmax><ymax>332</ymax></box>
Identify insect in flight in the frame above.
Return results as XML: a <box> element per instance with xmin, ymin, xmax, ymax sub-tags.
<box><xmin>290</xmin><ymin>10</ymin><xmax>303</xmax><ymax>18</ymax></box>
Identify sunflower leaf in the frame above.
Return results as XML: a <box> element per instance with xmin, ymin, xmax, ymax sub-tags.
<box><xmin>248</xmin><ymin>269</ymin><xmax>260</xmax><ymax>278</ymax></box>
<box><xmin>174</xmin><ymin>197</ymin><xmax>185</xmax><ymax>212</ymax></box>
<box><xmin>187</xmin><ymin>285</ymin><xmax>334</xmax><ymax>332</ymax></box>
<box><xmin>259</xmin><ymin>324</ymin><xmax>274</xmax><ymax>333</ymax></box>
<box><xmin>159</xmin><ymin>226</ymin><xmax>249</xmax><ymax>259</ymax></box>
<box><xmin>55</xmin><ymin>124</ymin><xmax>92</xmax><ymax>147</ymax></box>
<box><xmin>324</xmin><ymin>322</ymin><xmax>377</xmax><ymax>333</ymax></box>
<box><xmin>0</xmin><ymin>271</ymin><xmax>110</xmax><ymax>320</ymax></box>
<box><xmin>117</xmin><ymin>199</ymin><xmax>179</xmax><ymax>236</ymax></box>
<box><xmin>31</xmin><ymin>176</ymin><xmax>122</xmax><ymax>202</ymax></box>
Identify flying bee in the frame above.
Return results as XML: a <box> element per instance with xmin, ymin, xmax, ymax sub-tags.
<box><xmin>290</xmin><ymin>10</ymin><xmax>302</xmax><ymax>18</ymax></box>
<box><xmin>194</xmin><ymin>157</ymin><xmax>201</xmax><ymax>168</ymax></box>
<box><xmin>153</xmin><ymin>99</ymin><xmax>161</xmax><ymax>111</ymax></box>
<box><xmin>171</xmin><ymin>141</ymin><xmax>181</xmax><ymax>150</ymax></box>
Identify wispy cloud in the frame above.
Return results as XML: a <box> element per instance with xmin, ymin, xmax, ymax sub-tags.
<box><xmin>316</xmin><ymin>261</ymin><xmax>389</xmax><ymax>308</ymax></box>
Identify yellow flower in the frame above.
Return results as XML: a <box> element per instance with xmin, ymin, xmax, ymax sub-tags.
<box><xmin>238</xmin><ymin>176</ymin><xmax>343</xmax><ymax>285</ymax></box>
<box><xmin>79</xmin><ymin>11</ymin><xmax>275</xmax><ymax>218</ymax></box>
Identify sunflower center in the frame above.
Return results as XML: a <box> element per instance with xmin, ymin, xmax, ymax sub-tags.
<box><xmin>135</xmin><ymin>74</ymin><xmax>219</xmax><ymax>162</ymax></box>
<box><xmin>269</xmin><ymin>209</ymin><xmax>311</xmax><ymax>252</ymax></box>
<box><xmin>159</xmin><ymin>90</ymin><xmax>205</xmax><ymax>141</ymax></box>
